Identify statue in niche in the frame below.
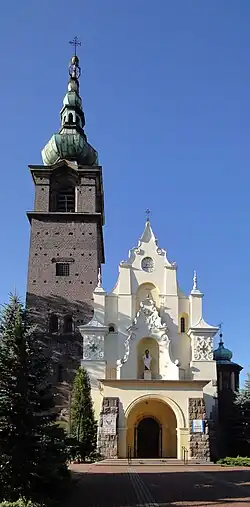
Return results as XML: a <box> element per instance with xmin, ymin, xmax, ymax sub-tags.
<box><xmin>143</xmin><ymin>349</ymin><xmax>152</xmax><ymax>371</ymax></box>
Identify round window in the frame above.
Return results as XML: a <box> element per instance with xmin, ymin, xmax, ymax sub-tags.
<box><xmin>141</xmin><ymin>257</ymin><xmax>155</xmax><ymax>273</ymax></box>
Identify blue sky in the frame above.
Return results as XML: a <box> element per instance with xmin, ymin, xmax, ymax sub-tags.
<box><xmin>0</xmin><ymin>1</ymin><xmax>249</xmax><ymax>379</ymax></box>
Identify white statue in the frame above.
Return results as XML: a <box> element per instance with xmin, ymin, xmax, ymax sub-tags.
<box><xmin>143</xmin><ymin>349</ymin><xmax>152</xmax><ymax>371</ymax></box>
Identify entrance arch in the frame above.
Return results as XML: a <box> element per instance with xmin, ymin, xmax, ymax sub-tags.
<box><xmin>126</xmin><ymin>396</ymin><xmax>178</xmax><ymax>458</ymax></box>
<box><xmin>137</xmin><ymin>417</ymin><xmax>161</xmax><ymax>458</ymax></box>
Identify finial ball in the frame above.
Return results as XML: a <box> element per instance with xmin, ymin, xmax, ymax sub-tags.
<box><xmin>71</xmin><ymin>55</ymin><xmax>79</xmax><ymax>65</ymax></box>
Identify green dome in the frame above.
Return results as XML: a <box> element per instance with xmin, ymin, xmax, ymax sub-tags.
<box><xmin>41</xmin><ymin>53</ymin><xmax>98</xmax><ymax>167</ymax></box>
<box><xmin>213</xmin><ymin>337</ymin><xmax>233</xmax><ymax>363</ymax></box>
<box><xmin>42</xmin><ymin>132</ymin><xmax>98</xmax><ymax>166</ymax></box>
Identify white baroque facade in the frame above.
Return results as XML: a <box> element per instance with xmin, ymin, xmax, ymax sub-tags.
<box><xmin>79</xmin><ymin>220</ymin><xmax>219</xmax><ymax>460</ymax></box>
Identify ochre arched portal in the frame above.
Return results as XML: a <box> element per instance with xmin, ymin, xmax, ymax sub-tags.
<box><xmin>127</xmin><ymin>397</ymin><xmax>177</xmax><ymax>458</ymax></box>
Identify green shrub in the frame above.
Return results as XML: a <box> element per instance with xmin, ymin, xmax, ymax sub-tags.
<box><xmin>0</xmin><ymin>501</ymin><xmax>42</xmax><ymax>507</ymax></box>
<box><xmin>217</xmin><ymin>456</ymin><xmax>250</xmax><ymax>467</ymax></box>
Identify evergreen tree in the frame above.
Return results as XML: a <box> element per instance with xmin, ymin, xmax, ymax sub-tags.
<box><xmin>70</xmin><ymin>367</ymin><xmax>97</xmax><ymax>460</ymax></box>
<box><xmin>233</xmin><ymin>372</ymin><xmax>250</xmax><ymax>456</ymax></box>
<box><xmin>0</xmin><ymin>295</ymin><xmax>69</xmax><ymax>502</ymax></box>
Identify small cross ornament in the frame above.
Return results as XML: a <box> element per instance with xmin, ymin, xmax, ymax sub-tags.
<box><xmin>145</xmin><ymin>209</ymin><xmax>151</xmax><ymax>222</ymax></box>
<box><xmin>69</xmin><ymin>36</ymin><xmax>81</xmax><ymax>56</ymax></box>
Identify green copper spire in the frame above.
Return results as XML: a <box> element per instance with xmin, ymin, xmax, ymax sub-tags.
<box><xmin>41</xmin><ymin>42</ymin><xmax>98</xmax><ymax>166</ymax></box>
<box><xmin>213</xmin><ymin>333</ymin><xmax>233</xmax><ymax>363</ymax></box>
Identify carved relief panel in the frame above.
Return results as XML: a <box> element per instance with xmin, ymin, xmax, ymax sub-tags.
<box><xmin>192</xmin><ymin>336</ymin><xmax>213</xmax><ymax>361</ymax></box>
<box><xmin>82</xmin><ymin>334</ymin><xmax>105</xmax><ymax>360</ymax></box>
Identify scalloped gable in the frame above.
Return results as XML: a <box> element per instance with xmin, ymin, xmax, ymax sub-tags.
<box><xmin>120</xmin><ymin>220</ymin><xmax>174</xmax><ymax>268</ymax></box>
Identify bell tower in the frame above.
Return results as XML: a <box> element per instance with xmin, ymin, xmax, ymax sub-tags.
<box><xmin>214</xmin><ymin>331</ymin><xmax>243</xmax><ymax>456</ymax></box>
<box><xmin>26</xmin><ymin>43</ymin><xmax>105</xmax><ymax>408</ymax></box>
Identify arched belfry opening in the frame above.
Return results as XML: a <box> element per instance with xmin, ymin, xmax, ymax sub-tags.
<box><xmin>49</xmin><ymin>168</ymin><xmax>77</xmax><ymax>212</ymax></box>
<box><xmin>126</xmin><ymin>397</ymin><xmax>177</xmax><ymax>459</ymax></box>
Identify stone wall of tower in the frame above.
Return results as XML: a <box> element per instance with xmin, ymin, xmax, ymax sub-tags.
<box><xmin>26</xmin><ymin>163</ymin><xmax>104</xmax><ymax>412</ymax></box>
<box><xmin>26</xmin><ymin>218</ymin><xmax>101</xmax><ymax>305</ymax></box>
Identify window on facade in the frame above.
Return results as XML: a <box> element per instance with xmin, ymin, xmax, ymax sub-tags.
<box><xmin>68</xmin><ymin>112</ymin><xmax>73</xmax><ymax>123</ymax></box>
<box><xmin>56</xmin><ymin>262</ymin><xmax>69</xmax><ymax>276</ymax></box>
<box><xmin>49</xmin><ymin>313</ymin><xmax>58</xmax><ymax>333</ymax></box>
<box><xmin>109</xmin><ymin>325</ymin><xmax>115</xmax><ymax>333</ymax></box>
<box><xmin>180</xmin><ymin>317</ymin><xmax>186</xmax><ymax>333</ymax></box>
<box><xmin>64</xmin><ymin>315</ymin><xmax>73</xmax><ymax>333</ymax></box>
<box><xmin>56</xmin><ymin>187</ymin><xmax>75</xmax><ymax>212</ymax></box>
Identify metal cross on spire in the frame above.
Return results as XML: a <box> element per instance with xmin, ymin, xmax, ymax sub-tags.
<box><xmin>69</xmin><ymin>36</ymin><xmax>81</xmax><ymax>56</ymax></box>
<box><xmin>145</xmin><ymin>209</ymin><xmax>151</xmax><ymax>222</ymax></box>
<box><xmin>218</xmin><ymin>322</ymin><xmax>224</xmax><ymax>341</ymax></box>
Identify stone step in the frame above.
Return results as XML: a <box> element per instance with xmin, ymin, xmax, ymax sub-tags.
<box><xmin>96</xmin><ymin>458</ymin><xmax>213</xmax><ymax>466</ymax></box>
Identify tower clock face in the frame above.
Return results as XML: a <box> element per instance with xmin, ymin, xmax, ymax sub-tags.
<box><xmin>141</xmin><ymin>257</ymin><xmax>155</xmax><ymax>272</ymax></box>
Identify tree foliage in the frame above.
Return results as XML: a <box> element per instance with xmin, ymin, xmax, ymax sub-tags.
<box><xmin>233</xmin><ymin>372</ymin><xmax>250</xmax><ymax>456</ymax></box>
<box><xmin>70</xmin><ymin>367</ymin><xmax>97</xmax><ymax>461</ymax></box>
<box><xmin>0</xmin><ymin>295</ymin><xmax>69</xmax><ymax>502</ymax></box>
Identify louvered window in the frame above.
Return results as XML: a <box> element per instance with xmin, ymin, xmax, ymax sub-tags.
<box><xmin>56</xmin><ymin>188</ymin><xmax>75</xmax><ymax>212</ymax></box>
<box><xmin>56</xmin><ymin>263</ymin><xmax>69</xmax><ymax>276</ymax></box>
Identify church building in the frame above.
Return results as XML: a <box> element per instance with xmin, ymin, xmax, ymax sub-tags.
<box><xmin>81</xmin><ymin>220</ymin><xmax>220</xmax><ymax>460</ymax></box>
<box><xmin>25</xmin><ymin>46</ymin><xmax>242</xmax><ymax>461</ymax></box>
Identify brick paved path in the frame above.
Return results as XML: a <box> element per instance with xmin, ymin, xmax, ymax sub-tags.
<box><xmin>69</xmin><ymin>462</ymin><xmax>250</xmax><ymax>506</ymax></box>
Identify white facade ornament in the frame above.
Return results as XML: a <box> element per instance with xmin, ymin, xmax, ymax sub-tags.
<box><xmin>82</xmin><ymin>334</ymin><xmax>104</xmax><ymax>360</ymax></box>
<box><xmin>193</xmin><ymin>336</ymin><xmax>213</xmax><ymax>361</ymax></box>
<box><xmin>132</xmin><ymin>297</ymin><xmax>167</xmax><ymax>331</ymax></box>
<box><xmin>156</xmin><ymin>247</ymin><xmax>165</xmax><ymax>256</ymax></box>
<box><xmin>160</xmin><ymin>332</ymin><xmax>170</xmax><ymax>345</ymax></box>
<box><xmin>117</xmin><ymin>331</ymin><xmax>136</xmax><ymax>368</ymax></box>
